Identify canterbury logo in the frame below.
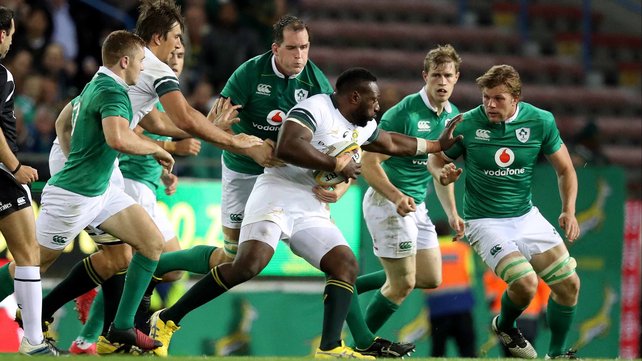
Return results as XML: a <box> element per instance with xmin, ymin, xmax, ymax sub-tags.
<box><xmin>52</xmin><ymin>235</ymin><xmax>68</xmax><ymax>245</ymax></box>
<box><xmin>256</xmin><ymin>84</ymin><xmax>271</xmax><ymax>95</ymax></box>
<box><xmin>417</xmin><ymin>120</ymin><xmax>431</xmax><ymax>131</ymax></box>
<box><xmin>475</xmin><ymin>129</ymin><xmax>491</xmax><ymax>140</ymax></box>
<box><xmin>399</xmin><ymin>241</ymin><xmax>412</xmax><ymax>250</ymax></box>
<box><xmin>229</xmin><ymin>213</ymin><xmax>243</xmax><ymax>223</ymax></box>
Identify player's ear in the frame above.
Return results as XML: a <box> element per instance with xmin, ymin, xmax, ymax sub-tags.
<box><xmin>120</xmin><ymin>55</ymin><xmax>129</xmax><ymax>69</ymax></box>
<box><xmin>351</xmin><ymin>90</ymin><xmax>360</xmax><ymax>104</ymax></box>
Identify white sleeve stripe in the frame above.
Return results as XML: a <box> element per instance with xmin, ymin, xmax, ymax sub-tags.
<box><xmin>154</xmin><ymin>78</ymin><xmax>179</xmax><ymax>90</ymax></box>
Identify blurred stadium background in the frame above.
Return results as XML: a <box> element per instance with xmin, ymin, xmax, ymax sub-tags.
<box><xmin>0</xmin><ymin>0</ymin><xmax>640</xmax><ymax>358</ymax></box>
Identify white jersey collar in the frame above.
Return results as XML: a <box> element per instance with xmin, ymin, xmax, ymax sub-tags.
<box><xmin>96</xmin><ymin>66</ymin><xmax>129</xmax><ymax>89</ymax></box>
<box><xmin>419</xmin><ymin>87</ymin><xmax>452</xmax><ymax>114</ymax></box>
<box><xmin>271</xmin><ymin>55</ymin><xmax>301</xmax><ymax>79</ymax></box>
<box><xmin>504</xmin><ymin>104</ymin><xmax>521</xmax><ymax>123</ymax></box>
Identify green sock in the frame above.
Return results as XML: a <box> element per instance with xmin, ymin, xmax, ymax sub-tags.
<box><xmin>319</xmin><ymin>279</ymin><xmax>354</xmax><ymax>351</ymax></box>
<box><xmin>355</xmin><ymin>270</ymin><xmax>386</xmax><ymax>294</ymax></box>
<box><xmin>154</xmin><ymin>245</ymin><xmax>217</xmax><ymax>277</ymax></box>
<box><xmin>0</xmin><ymin>264</ymin><xmax>13</xmax><ymax>302</ymax></box>
<box><xmin>498</xmin><ymin>291</ymin><xmax>527</xmax><ymax>331</ymax></box>
<box><xmin>113</xmin><ymin>254</ymin><xmax>158</xmax><ymax>329</ymax></box>
<box><xmin>547</xmin><ymin>298</ymin><xmax>576</xmax><ymax>357</ymax></box>
<box><xmin>79</xmin><ymin>290</ymin><xmax>104</xmax><ymax>343</ymax></box>
<box><xmin>345</xmin><ymin>289</ymin><xmax>376</xmax><ymax>349</ymax></box>
<box><xmin>364</xmin><ymin>289</ymin><xmax>399</xmax><ymax>334</ymax></box>
<box><xmin>162</xmin><ymin>265</ymin><xmax>230</xmax><ymax>324</ymax></box>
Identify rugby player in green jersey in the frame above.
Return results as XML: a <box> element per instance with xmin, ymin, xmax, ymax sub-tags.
<box><xmin>36</xmin><ymin>30</ymin><xmax>173</xmax><ymax>352</ymax></box>
<box><xmin>429</xmin><ymin>64</ymin><xmax>580</xmax><ymax>359</ymax></box>
<box><xmin>344</xmin><ymin>45</ymin><xmax>465</xmax><ymax>357</ymax></box>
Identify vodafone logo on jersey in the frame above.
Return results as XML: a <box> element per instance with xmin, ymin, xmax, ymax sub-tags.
<box><xmin>494</xmin><ymin>147</ymin><xmax>515</xmax><ymax>167</ymax></box>
<box><xmin>266</xmin><ymin>110</ymin><xmax>286</xmax><ymax>126</ymax></box>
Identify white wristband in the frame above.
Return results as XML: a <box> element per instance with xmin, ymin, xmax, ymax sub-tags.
<box><xmin>415</xmin><ymin>138</ymin><xmax>428</xmax><ymax>155</ymax></box>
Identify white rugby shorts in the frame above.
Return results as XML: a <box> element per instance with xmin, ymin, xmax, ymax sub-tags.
<box><xmin>37</xmin><ymin>184</ymin><xmax>136</xmax><ymax>250</ymax></box>
<box><xmin>362</xmin><ymin>187</ymin><xmax>438</xmax><ymax>258</ymax></box>
<box><xmin>465</xmin><ymin>206</ymin><xmax>563</xmax><ymax>270</ymax></box>
<box><xmin>221</xmin><ymin>161</ymin><xmax>259</xmax><ymax>229</ymax></box>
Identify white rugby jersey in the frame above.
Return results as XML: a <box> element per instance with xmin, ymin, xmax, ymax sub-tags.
<box><xmin>266</xmin><ymin>94</ymin><xmax>380</xmax><ymax>186</ymax></box>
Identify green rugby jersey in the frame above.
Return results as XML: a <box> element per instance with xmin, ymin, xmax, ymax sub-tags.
<box><xmin>49</xmin><ymin>68</ymin><xmax>132</xmax><ymax>196</ymax></box>
<box><xmin>379</xmin><ymin>89</ymin><xmax>459</xmax><ymax>204</ymax></box>
<box><xmin>119</xmin><ymin>102</ymin><xmax>170</xmax><ymax>192</ymax></box>
<box><xmin>443</xmin><ymin>102</ymin><xmax>562</xmax><ymax>219</ymax></box>
<box><xmin>221</xmin><ymin>51</ymin><xmax>333</xmax><ymax>175</ymax></box>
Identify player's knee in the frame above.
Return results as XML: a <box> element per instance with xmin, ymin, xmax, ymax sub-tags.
<box><xmin>322</xmin><ymin>252</ymin><xmax>359</xmax><ymax>284</ymax></box>
<box><xmin>162</xmin><ymin>270</ymin><xmax>184</xmax><ymax>283</ymax></box>
<box><xmin>508</xmin><ymin>272</ymin><xmax>538</xmax><ymax>300</ymax></box>
<box><xmin>552</xmin><ymin>273</ymin><xmax>580</xmax><ymax>304</ymax></box>
<box><xmin>417</xmin><ymin>274</ymin><xmax>441</xmax><ymax>289</ymax></box>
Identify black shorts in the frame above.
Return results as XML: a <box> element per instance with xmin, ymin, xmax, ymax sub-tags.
<box><xmin>0</xmin><ymin>169</ymin><xmax>31</xmax><ymax>219</ymax></box>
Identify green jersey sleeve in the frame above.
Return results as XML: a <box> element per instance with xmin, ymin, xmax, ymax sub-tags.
<box><xmin>221</xmin><ymin>60</ymin><xmax>252</xmax><ymax>106</ymax></box>
<box><xmin>541</xmin><ymin>112</ymin><xmax>563</xmax><ymax>155</ymax></box>
<box><xmin>97</xmin><ymin>88</ymin><xmax>131</xmax><ymax>122</ymax></box>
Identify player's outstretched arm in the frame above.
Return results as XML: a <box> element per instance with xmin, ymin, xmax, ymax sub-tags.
<box><xmin>363</xmin><ymin>114</ymin><xmax>463</xmax><ymax>156</ymax></box>
<box><xmin>139</xmin><ymin>107</ymin><xmax>191</xmax><ymax>138</ymax></box>
<box><xmin>160</xmin><ymin>91</ymin><xmax>262</xmax><ymax>151</ymax></box>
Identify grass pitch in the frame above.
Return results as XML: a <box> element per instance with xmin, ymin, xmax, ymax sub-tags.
<box><xmin>0</xmin><ymin>356</ymin><xmax>626</xmax><ymax>361</ymax></box>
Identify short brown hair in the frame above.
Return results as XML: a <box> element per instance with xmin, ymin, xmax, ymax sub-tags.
<box><xmin>273</xmin><ymin>15</ymin><xmax>309</xmax><ymax>45</ymax></box>
<box><xmin>476</xmin><ymin>64</ymin><xmax>522</xmax><ymax>98</ymax></box>
<box><xmin>424</xmin><ymin>44</ymin><xmax>461</xmax><ymax>73</ymax></box>
<box><xmin>136</xmin><ymin>0</ymin><xmax>184</xmax><ymax>43</ymax></box>
<box><xmin>102</xmin><ymin>30</ymin><xmax>146</xmax><ymax>67</ymax></box>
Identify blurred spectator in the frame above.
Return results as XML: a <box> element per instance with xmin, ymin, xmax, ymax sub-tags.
<box><xmin>4</xmin><ymin>48</ymin><xmax>32</xmax><ymax>91</ymax></box>
<box><xmin>47</xmin><ymin>0</ymin><xmax>77</xmax><ymax>60</ymax></box>
<box><xmin>188</xmin><ymin>80</ymin><xmax>215</xmax><ymax>115</ymax></box>
<box><xmin>239</xmin><ymin>0</ymin><xmax>287</xmax><ymax>47</ymax></box>
<box><xmin>13</xmin><ymin>5</ymin><xmax>52</xmax><ymax>63</ymax></box>
<box><xmin>183</xmin><ymin>2</ymin><xmax>211</xmax><ymax>84</ymax></box>
<box><xmin>482</xmin><ymin>269</ymin><xmax>550</xmax><ymax>357</ymax></box>
<box><xmin>14</xmin><ymin>74</ymin><xmax>41</xmax><ymax>126</ymax></box>
<box><xmin>200</xmin><ymin>0</ymin><xmax>261</xmax><ymax>92</ymax></box>
<box><xmin>24</xmin><ymin>104</ymin><xmax>57</xmax><ymax>154</ymax></box>
<box><xmin>570</xmin><ymin>117</ymin><xmax>610</xmax><ymax>167</ymax></box>
<box><xmin>38</xmin><ymin>43</ymin><xmax>74</xmax><ymax>97</ymax></box>
<box><xmin>424</xmin><ymin>221</ymin><xmax>477</xmax><ymax>357</ymax></box>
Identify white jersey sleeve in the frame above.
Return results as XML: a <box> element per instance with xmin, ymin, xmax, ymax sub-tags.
<box><xmin>128</xmin><ymin>47</ymin><xmax>179</xmax><ymax>128</ymax></box>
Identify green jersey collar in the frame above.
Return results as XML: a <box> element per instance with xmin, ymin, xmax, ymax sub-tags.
<box><xmin>271</xmin><ymin>55</ymin><xmax>302</xmax><ymax>79</ymax></box>
<box><xmin>96</xmin><ymin>66</ymin><xmax>129</xmax><ymax>89</ymax></box>
<box><xmin>419</xmin><ymin>87</ymin><xmax>452</xmax><ymax>114</ymax></box>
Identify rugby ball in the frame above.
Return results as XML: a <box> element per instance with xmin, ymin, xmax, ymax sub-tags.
<box><xmin>313</xmin><ymin>140</ymin><xmax>362</xmax><ymax>187</ymax></box>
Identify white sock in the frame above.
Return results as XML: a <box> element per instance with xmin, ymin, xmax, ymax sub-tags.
<box><xmin>14</xmin><ymin>266</ymin><xmax>44</xmax><ymax>345</ymax></box>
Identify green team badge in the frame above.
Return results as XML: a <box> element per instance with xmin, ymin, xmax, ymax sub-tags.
<box><xmin>294</xmin><ymin>88</ymin><xmax>308</xmax><ymax>102</ymax></box>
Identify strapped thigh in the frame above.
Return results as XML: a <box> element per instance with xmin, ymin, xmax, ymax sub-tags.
<box><xmin>495</xmin><ymin>255</ymin><xmax>535</xmax><ymax>284</ymax></box>
<box><xmin>537</xmin><ymin>253</ymin><xmax>577</xmax><ymax>285</ymax></box>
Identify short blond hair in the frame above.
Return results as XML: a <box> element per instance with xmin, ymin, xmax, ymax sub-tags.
<box><xmin>424</xmin><ymin>44</ymin><xmax>462</xmax><ymax>73</ymax></box>
<box><xmin>476</xmin><ymin>64</ymin><xmax>522</xmax><ymax>98</ymax></box>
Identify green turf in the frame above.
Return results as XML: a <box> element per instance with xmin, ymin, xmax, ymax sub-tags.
<box><xmin>0</xmin><ymin>356</ymin><xmax>627</xmax><ymax>361</ymax></box>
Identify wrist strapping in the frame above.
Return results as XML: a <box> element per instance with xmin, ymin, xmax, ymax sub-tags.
<box><xmin>415</xmin><ymin>138</ymin><xmax>428</xmax><ymax>155</ymax></box>
<box><xmin>163</xmin><ymin>141</ymin><xmax>176</xmax><ymax>153</ymax></box>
